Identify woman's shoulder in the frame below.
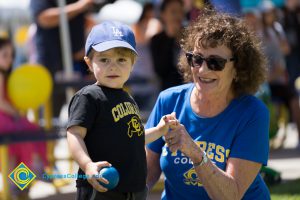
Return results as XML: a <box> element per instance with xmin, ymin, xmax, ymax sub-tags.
<box><xmin>159</xmin><ymin>83</ymin><xmax>193</xmax><ymax>99</ymax></box>
<box><xmin>237</xmin><ymin>95</ymin><xmax>268</xmax><ymax>113</ymax></box>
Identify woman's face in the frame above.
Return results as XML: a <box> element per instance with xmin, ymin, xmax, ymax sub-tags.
<box><xmin>191</xmin><ymin>45</ymin><xmax>236</xmax><ymax>99</ymax></box>
<box><xmin>0</xmin><ymin>44</ymin><xmax>13</xmax><ymax>71</ymax></box>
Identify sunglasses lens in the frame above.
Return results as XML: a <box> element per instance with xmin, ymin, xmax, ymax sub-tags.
<box><xmin>186</xmin><ymin>53</ymin><xmax>193</xmax><ymax>66</ymax></box>
<box><xmin>186</xmin><ymin>53</ymin><xmax>204</xmax><ymax>67</ymax></box>
<box><xmin>207</xmin><ymin>58</ymin><xmax>226</xmax><ymax>71</ymax></box>
<box><xmin>193</xmin><ymin>55</ymin><xmax>204</xmax><ymax>67</ymax></box>
<box><xmin>186</xmin><ymin>53</ymin><xmax>229</xmax><ymax>71</ymax></box>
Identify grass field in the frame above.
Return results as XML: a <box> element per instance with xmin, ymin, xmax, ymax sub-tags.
<box><xmin>270</xmin><ymin>179</ymin><xmax>300</xmax><ymax>200</ymax></box>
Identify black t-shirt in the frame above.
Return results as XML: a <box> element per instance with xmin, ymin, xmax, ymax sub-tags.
<box><xmin>281</xmin><ymin>6</ymin><xmax>300</xmax><ymax>51</ymax></box>
<box><xmin>150</xmin><ymin>31</ymin><xmax>183</xmax><ymax>90</ymax></box>
<box><xmin>67</xmin><ymin>85</ymin><xmax>146</xmax><ymax>192</ymax></box>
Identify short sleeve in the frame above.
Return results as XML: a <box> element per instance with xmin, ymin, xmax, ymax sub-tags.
<box><xmin>230</xmin><ymin>105</ymin><xmax>270</xmax><ymax>165</ymax></box>
<box><xmin>67</xmin><ymin>93</ymin><xmax>98</xmax><ymax>130</ymax></box>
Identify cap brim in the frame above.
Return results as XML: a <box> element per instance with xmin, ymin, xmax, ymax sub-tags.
<box><xmin>92</xmin><ymin>40</ymin><xmax>138</xmax><ymax>55</ymax></box>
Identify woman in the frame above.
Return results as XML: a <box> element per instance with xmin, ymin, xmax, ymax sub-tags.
<box><xmin>146</xmin><ymin>7</ymin><xmax>270</xmax><ymax>200</ymax></box>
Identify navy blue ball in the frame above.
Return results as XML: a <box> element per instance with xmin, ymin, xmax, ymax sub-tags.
<box><xmin>98</xmin><ymin>166</ymin><xmax>119</xmax><ymax>190</ymax></box>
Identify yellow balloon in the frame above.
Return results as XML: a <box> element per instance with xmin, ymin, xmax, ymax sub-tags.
<box><xmin>7</xmin><ymin>64</ymin><xmax>53</xmax><ymax>110</ymax></box>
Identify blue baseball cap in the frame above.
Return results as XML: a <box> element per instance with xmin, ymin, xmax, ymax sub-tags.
<box><xmin>85</xmin><ymin>21</ymin><xmax>137</xmax><ymax>56</ymax></box>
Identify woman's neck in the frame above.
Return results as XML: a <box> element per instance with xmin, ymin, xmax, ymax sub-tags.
<box><xmin>190</xmin><ymin>87</ymin><xmax>234</xmax><ymax>117</ymax></box>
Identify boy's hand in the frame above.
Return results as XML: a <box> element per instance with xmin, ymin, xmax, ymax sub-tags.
<box><xmin>85</xmin><ymin>161</ymin><xmax>111</xmax><ymax>192</ymax></box>
<box><xmin>157</xmin><ymin>112</ymin><xmax>179</xmax><ymax>135</ymax></box>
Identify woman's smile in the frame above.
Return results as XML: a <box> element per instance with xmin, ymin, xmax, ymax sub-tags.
<box><xmin>198</xmin><ymin>77</ymin><xmax>217</xmax><ymax>84</ymax></box>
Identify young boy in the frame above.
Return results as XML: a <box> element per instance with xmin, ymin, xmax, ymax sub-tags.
<box><xmin>67</xmin><ymin>21</ymin><xmax>177</xmax><ymax>200</ymax></box>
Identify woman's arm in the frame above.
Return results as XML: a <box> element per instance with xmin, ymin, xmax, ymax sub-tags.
<box><xmin>195</xmin><ymin>156</ymin><xmax>261</xmax><ymax>200</ymax></box>
<box><xmin>146</xmin><ymin>147</ymin><xmax>162</xmax><ymax>190</ymax></box>
<box><xmin>166</xmin><ymin>125</ymin><xmax>262</xmax><ymax>200</ymax></box>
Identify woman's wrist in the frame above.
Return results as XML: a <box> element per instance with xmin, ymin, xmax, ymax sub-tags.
<box><xmin>192</xmin><ymin>151</ymin><xmax>209</xmax><ymax>168</ymax></box>
<box><xmin>191</xmin><ymin>151</ymin><xmax>204</xmax><ymax>164</ymax></box>
<box><xmin>189</xmin><ymin>145</ymin><xmax>205</xmax><ymax>164</ymax></box>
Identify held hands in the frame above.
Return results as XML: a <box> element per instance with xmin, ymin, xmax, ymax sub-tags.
<box><xmin>84</xmin><ymin>161</ymin><xmax>111</xmax><ymax>192</ymax></box>
<box><xmin>160</xmin><ymin>113</ymin><xmax>200</xmax><ymax>160</ymax></box>
<box><xmin>165</xmin><ymin>123</ymin><xmax>201</xmax><ymax>160</ymax></box>
<box><xmin>157</xmin><ymin>112</ymin><xmax>179</xmax><ymax>136</ymax></box>
<box><xmin>145</xmin><ymin>112</ymin><xmax>180</xmax><ymax>144</ymax></box>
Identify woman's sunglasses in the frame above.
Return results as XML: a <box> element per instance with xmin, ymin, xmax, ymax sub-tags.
<box><xmin>186</xmin><ymin>52</ymin><xmax>235</xmax><ymax>71</ymax></box>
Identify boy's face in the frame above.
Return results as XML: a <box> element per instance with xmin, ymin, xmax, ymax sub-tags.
<box><xmin>85</xmin><ymin>48</ymin><xmax>134</xmax><ymax>89</ymax></box>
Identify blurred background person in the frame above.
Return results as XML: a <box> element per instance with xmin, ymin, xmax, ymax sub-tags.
<box><xmin>0</xmin><ymin>37</ymin><xmax>47</xmax><ymax>200</ymax></box>
<box><xmin>150</xmin><ymin>0</ymin><xmax>185</xmax><ymax>91</ymax></box>
<box><xmin>29</xmin><ymin>0</ymin><xmax>94</xmax><ymax>120</ymax></box>
<box><xmin>129</xmin><ymin>2</ymin><xmax>162</xmax><ymax>120</ymax></box>
<box><xmin>260</xmin><ymin>0</ymin><xmax>300</xmax><ymax>149</ymax></box>
<box><xmin>280</xmin><ymin>0</ymin><xmax>300</xmax><ymax>88</ymax></box>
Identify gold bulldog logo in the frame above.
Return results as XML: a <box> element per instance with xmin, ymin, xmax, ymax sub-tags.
<box><xmin>183</xmin><ymin>167</ymin><xmax>203</xmax><ymax>187</ymax></box>
<box><xmin>127</xmin><ymin>116</ymin><xmax>144</xmax><ymax>138</ymax></box>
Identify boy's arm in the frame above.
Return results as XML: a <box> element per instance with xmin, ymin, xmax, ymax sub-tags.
<box><xmin>67</xmin><ymin>125</ymin><xmax>91</xmax><ymax>171</ymax></box>
<box><xmin>145</xmin><ymin>113</ymin><xmax>178</xmax><ymax>144</ymax></box>
<box><xmin>145</xmin><ymin>126</ymin><xmax>161</xmax><ymax>144</ymax></box>
<box><xmin>67</xmin><ymin>125</ymin><xmax>110</xmax><ymax>192</ymax></box>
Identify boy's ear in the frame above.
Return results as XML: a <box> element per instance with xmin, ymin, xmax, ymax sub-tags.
<box><xmin>84</xmin><ymin>56</ymin><xmax>93</xmax><ymax>72</ymax></box>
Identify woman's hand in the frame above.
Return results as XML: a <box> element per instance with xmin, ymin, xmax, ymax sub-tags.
<box><xmin>165</xmin><ymin>124</ymin><xmax>201</xmax><ymax>161</ymax></box>
<box><xmin>85</xmin><ymin>161</ymin><xmax>111</xmax><ymax>192</ymax></box>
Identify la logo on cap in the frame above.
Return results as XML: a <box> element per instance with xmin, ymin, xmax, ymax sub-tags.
<box><xmin>111</xmin><ymin>27</ymin><xmax>123</xmax><ymax>37</ymax></box>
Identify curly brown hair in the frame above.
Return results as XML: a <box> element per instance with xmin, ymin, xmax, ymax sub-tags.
<box><xmin>178</xmin><ymin>7</ymin><xmax>267</xmax><ymax>97</ymax></box>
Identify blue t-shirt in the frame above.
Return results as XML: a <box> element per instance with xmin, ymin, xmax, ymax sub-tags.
<box><xmin>146</xmin><ymin>83</ymin><xmax>270</xmax><ymax>200</ymax></box>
